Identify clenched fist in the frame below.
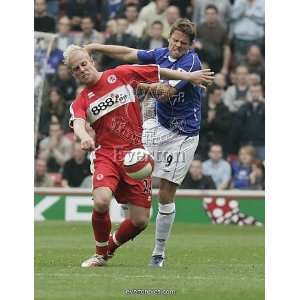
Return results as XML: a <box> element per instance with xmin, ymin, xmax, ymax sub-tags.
<box><xmin>80</xmin><ymin>136</ymin><xmax>95</xmax><ymax>151</ymax></box>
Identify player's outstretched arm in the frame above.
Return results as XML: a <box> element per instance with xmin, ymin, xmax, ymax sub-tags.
<box><xmin>159</xmin><ymin>68</ymin><xmax>215</xmax><ymax>88</ymax></box>
<box><xmin>73</xmin><ymin>119</ymin><xmax>95</xmax><ymax>151</ymax></box>
<box><xmin>84</xmin><ymin>43</ymin><xmax>139</xmax><ymax>63</ymax></box>
<box><xmin>136</xmin><ymin>82</ymin><xmax>177</xmax><ymax>102</ymax></box>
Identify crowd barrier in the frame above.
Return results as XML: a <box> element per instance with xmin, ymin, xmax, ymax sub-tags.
<box><xmin>34</xmin><ymin>188</ymin><xmax>265</xmax><ymax>224</ymax></box>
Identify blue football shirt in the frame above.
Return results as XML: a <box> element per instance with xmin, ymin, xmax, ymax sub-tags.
<box><xmin>137</xmin><ymin>47</ymin><xmax>203</xmax><ymax>136</ymax></box>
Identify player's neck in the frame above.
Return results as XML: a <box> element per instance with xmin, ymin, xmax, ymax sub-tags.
<box><xmin>87</xmin><ymin>72</ymin><xmax>102</xmax><ymax>88</ymax></box>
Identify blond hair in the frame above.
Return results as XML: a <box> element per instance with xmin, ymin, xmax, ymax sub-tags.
<box><xmin>239</xmin><ymin>145</ymin><xmax>256</xmax><ymax>159</ymax></box>
<box><xmin>63</xmin><ymin>45</ymin><xmax>88</xmax><ymax>67</ymax></box>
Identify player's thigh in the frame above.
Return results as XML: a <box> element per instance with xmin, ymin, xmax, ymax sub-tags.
<box><xmin>91</xmin><ymin>149</ymin><xmax>121</xmax><ymax>211</ymax></box>
<box><xmin>128</xmin><ymin>203</ymin><xmax>150</xmax><ymax>228</ymax></box>
<box><xmin>91</xmin><ymin>149</ymin><xmax>120</xmax><ymax>193</ymax></box>
<box><xmin>115</xmin><ymin>176</ymin><xmax>152</xmax><ymax>209</ymax></box>
<box><xmin>154</xmin><ymin>134</ymin><xmax>199</xmax><ymax>185</ymax></box>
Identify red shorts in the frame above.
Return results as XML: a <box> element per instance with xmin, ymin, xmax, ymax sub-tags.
<box><xmin>91</xmin><ymin>147</ymin><xmax>152</xmax><ymax>209</ymax></box>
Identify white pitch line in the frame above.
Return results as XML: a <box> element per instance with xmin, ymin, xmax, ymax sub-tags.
<box><xmin>35</xmin><ymin>273</ymin><xmax>264</xmax><ymax>281</ymax></box>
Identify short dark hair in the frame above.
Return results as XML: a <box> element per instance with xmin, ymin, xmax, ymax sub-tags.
<box><xmin>210</xmin><ymin>144</ymin><xmax>223</xmax><ymax>151</ymax></box>
<box><xmin>151</xmin><ymin>20</ymin><xmax>164</xmax><ymax>27</ymax></box>
<box><xmin>205</xmin><ymin>4</ymin><xmax>218</xmax><ymax>13</ymax></box>
<box><xmin>49</xmin><ymin>122</ymin><xmax>62</xmax><ymax>129</ymax></box>
<box><xmin>169</xmin><ymin>18</ymin><xmax>196</xmax><ymax>44</ymax></box>
<box><xmin>207</xmin><ymin>83</ymin><xmax>222</xmax><ymax>95</ymax></box>
<box><xmin>125</xmin><ymin>3</ymin><xmax>139</xmax><ymax>11</ymax></box>
<box><xmin>81</xmin><ymin>16</ymin><xmax>95</xmax><ymax>24</ymax></box>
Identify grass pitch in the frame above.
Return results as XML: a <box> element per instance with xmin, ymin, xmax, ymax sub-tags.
<box><xmin>35</xmin><ymin>222</ymin><xmax>264</xmax><ymax>300</ymax></box>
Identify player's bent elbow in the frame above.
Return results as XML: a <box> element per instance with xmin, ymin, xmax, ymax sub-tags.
<box><xmin>124</xmin><ymin>50</ymin><xmax>138</xmax><ymax>63</ymax></box>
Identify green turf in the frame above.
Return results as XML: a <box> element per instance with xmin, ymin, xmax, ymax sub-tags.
<box><xmin>35</xmin><ymin>222</ymin><xmax>264</xmax><ymax>300</ymax></box>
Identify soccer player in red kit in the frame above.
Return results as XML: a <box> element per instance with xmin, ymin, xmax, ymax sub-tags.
<box><xmin>63</xmin><ymin>45</ymin><xmax>214</xmax><ymax>267</ymax></box>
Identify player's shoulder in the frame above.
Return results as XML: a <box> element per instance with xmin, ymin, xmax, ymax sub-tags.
<box><xmin>115</xmin><ymin>63</ymin><xmax>157</xmax><ymax>74</ymax></box>
<box><xmin>154</xmin><ymin>47</ymin><xmax>168</xmax><ymax>54</ymax></box>
<box><xmin>114</xmin><ymin>64</ymin><xmax>135</xmax><ymax>75</ymax></box>
<box><xmin>73</xmin><ymin>87</ymin><xmax>88</xmax><ymax>102</ymax></box>
<box><xmin>180</xmin><ymin>49</ymin><xmax>202</xmax><ymax>70</ymax></box>
<box><xmin>152</xmin><ymin>47</ymin><xmax>168</xmax><ymax>59</ymax></box>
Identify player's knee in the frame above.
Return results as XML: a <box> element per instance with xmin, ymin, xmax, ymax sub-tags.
<box><xmin>93</xmin><ymin>192</ymin><xmax>111</xmax><ymax>213</ymax></box>
<box><xmin>131</xmin><ymin>215</ymin><xmax>149</xmax><ymax>229</ymax></box>
<box><xmin>158</xmin><ymin>189</ymin><xmax>175</xmax><ymax>204</ymax></box>
<box><xmin>158</xmin><ymin>179</ymin><xmax>177</xmax><ymax>204</ymax></box>
<box><xmin>93</xmin><ymin>198</ymin><xmax>109</xmax><ymax>213</ymax></box>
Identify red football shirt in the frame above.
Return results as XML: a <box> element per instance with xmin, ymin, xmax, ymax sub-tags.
<box><xmin>70</xmin><ymin>64</ymin><xmax>160</xmax><ymax>149</ymax></box>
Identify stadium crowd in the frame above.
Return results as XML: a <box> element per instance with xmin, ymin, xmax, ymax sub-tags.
<box><xmin>34</xmin><ymin>0</ymin><xmax>265</xmax><ymax>190</ymax></box>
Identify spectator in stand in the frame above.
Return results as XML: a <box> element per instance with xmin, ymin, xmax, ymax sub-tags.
<box><xmin>46</xmin><ymin>40</ymin><xmax>64</xmax><ymax>77</ymax></box>
<box><xmin>224</xmin><ymin>65</ymin><xmax>249</xmax><ymax>112</ymax></box>
<box><xmin>62</xmin><ymin>142</ymin><xmax>91</xmax><ymax>187</ymax></box>
<box><xmin>56</xmin><ymin>16</ymin><xmax>76</xmax><ymax>52</ymax></box>
<box><xmin>46</xmin><ymin>0</ymin><xmax>59</xmax><ymax>17</ymax></box>
<box><xmin>169</xmin><ymin>0</ymin><xmax>191</xmax><ymax>18</ymax></box>
<box><xmin>228</xmin><ymin>69</ymin><xmax>237</xmax><ymax>86</ymax></box>
<box><xmin>80</xmin><ymin>175</ymin><xmax>93</xmax><ymax>188</ymax></box>
<box><xmin>181</xmin><ymin>159</ymin><xmax>216</xmax><ymax>189</ymax></box>
<box><xmin>124</xmin><ymin>4</ymin><xmax>147</xmax><ymax>38</ymax></box>
<box><xmin>39</xmin><ymin>87</ymin><xmax>69</xmax><ymax>136</ymax></box>
<box><xmin>51</xmin><ymin>63</ymin><xmax>77</xmax><ymax>103</ymax></box>
<box><xmin>35</xmin><ymin>158</ymin><xmax>54</xmax><ymax>187</ymax></box>
<box><xmin>77</xmin><ymin>16</ymin><xmax>105</xmax><ymax>68</ymax></box>
<box><xmin>244</xmin><ymin>45</ymin><xmax>265</xmax><ymax>83</ymax></box>
<box><xmin>250</xmin><ymin>160</ymin><xmax>265</xmax><ymax>190</ymax></box>
<box><xmin>34</xmin><ymin>0</ymin><xmax>56</xmax><ymax>33</ymax></box>
<box><xmin>66</xmin><ymin>0</ymin><xmax>99</xmax><ymax>31</ymax></box>
<box><xmin>194</xmin><ymin>4</ymin><xmax>231</xmax><ymax>74</ymax></box>
<box><xmin>231</xmin><ymin>145</ymin><xmax>257</xmax><ymax>189</ymax></box>
<box><xmin>138</xmin><ymin>0</ymin><xmax>169</xmax><ymax>31</ymax></box>
<box><xmin>77</xmin><ymin>16</ymin><xmax>105</xmax><ymax>46</ymax></box>
<box><xmin>231</xmin><ymin>0</ymin><xmax>265</xmax><ymax>63</ymax></box>
<box><xmin>230</xmin><ymin>83</ymin><xmax>265</xmax><ymax>159</ymax></box>
<box><xmin>247</xmin><ymin>72</ymin><xmax>261</xmax><ymax>87</ymax></box>
<box><xmin>102</xmin><ymin>0</ymin><xmax>123</xmax><ymax>20</ymax></box>
<box><xmin>39</xmin><ymin>122</ymin><xmax>72</xmax><ymax>172</ymax></box>
<box><xmin>138</xmin><ymin>21</ymin><xmax>168</xmax><ymax>50</ymax></box>
<box><xmin>116</xmin><ymin>0</ymin><xmax>141</xmax><ymax>17</ymax></box>
<box><xmin>214</xmin><ymin>72</ymin><xmax>227</xmax><ymax>91</ymax></box>
<box><xmin>203</xmin><ymin>144</ymin><xmax>231</xmax><ymax>190</ymax></box>
<box><xmin>103</xmin><ymin>19</ymin><xmax>118</xmax><ymax>39</ymax></box>
<box><xmin>192</xmin><ymin>0</ymin><xmax>231</xmax><ymax>29</ymax></box>
<box><xmin>198</xmin><ymin>84</ymin><xmax>231</xmax><ymax>158</ymax></box>
<box><xmin>102</xmin><ymin>18</ymin><xmax>138</xmax><ymax>70</ymax></box>
<box><xmin>162</xmin><ymin>5</ymin><xmax>181</xmax><ymax>39</ymax></box>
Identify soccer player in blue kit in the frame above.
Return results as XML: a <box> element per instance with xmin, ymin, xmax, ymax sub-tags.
<box><xmin>85</xmin><ymin>19</ymin><xmax>213</xmax><ymax>267</ymax></box>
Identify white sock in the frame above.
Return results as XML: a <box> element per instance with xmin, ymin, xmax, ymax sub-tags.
<box><xmin>152</xmin><ymin>202</ymin><xmax>176</xmax><ymax>257</ymax></box>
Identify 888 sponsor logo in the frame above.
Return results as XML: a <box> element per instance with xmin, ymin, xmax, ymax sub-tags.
<box><xmin>90</xmin><ymin>93</ymin><xmax>129</xmax><ymax>116</ymax></box>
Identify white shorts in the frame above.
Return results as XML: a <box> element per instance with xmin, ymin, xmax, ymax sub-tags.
<box><xmin>142</xmin><ymin>119</ymin><xmax>199</xmax><ymax>185</ymax></box>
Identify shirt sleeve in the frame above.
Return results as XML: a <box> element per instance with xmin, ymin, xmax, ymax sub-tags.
<box><xmin>223</xmin><ymin>162</ymin><xmax>232</xmax><ymax>183</ymax></box>
<box><xmin>168</xmin><ymin>53</ymin><xmax>202</xmax><ymax>91</ymax></box>
<box><xmin>69</xmin><ymin>92</ymin><xmax>88</xmax><ymax>128</ymax></box>
<box><xmin>137</xmin><ymin>49</ymin><xmax>156</xmax><ymax>64</ymax></box>
<box><xmin>116</xmin><ymin>64</ymin><xmax>160</xmax><ymax>88</ymax></box>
